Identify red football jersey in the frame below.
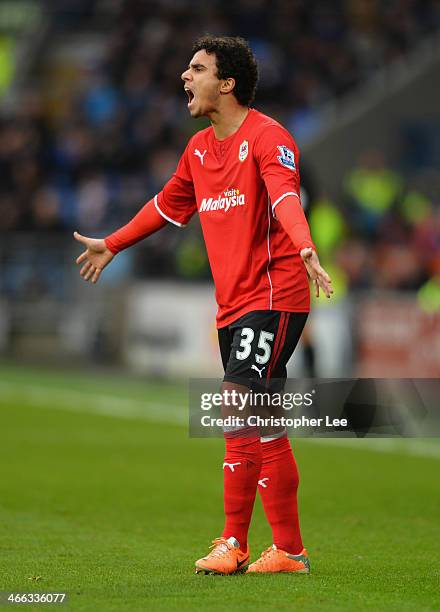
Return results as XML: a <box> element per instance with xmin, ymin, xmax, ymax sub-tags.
<box><xmin>155</xmin><ymin>109</ymin><xmax>310</xmax><ymax>328</ymax></box>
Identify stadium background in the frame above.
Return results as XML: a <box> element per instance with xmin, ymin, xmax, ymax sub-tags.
<box><xmin>0</xmin><ymin>1</ymin><xmax>439</xmax><ymax>610</ymax></box>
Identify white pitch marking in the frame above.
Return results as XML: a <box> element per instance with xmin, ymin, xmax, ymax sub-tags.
<box><xmin>0</xmin><ymin>381</ymin><xmax>185</xmax><ymax>425</ymax></box>
<box><xmin>302</xmin><ymin>437</ymin><xmax>440</xmax><ymax>460</ymax></box>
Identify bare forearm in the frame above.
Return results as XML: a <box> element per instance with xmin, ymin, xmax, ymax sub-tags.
<box><xmin>105</xmin><ymin>198</ymin><xmax>168</xmax><ymax>254</ymax></box>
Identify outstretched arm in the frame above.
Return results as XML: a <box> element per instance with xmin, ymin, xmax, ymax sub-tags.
<box><xmin>276</xmin><ymin>196</ymin><xmax>333</xmax><ymax>299</ymax></box>
<box><xmin>74</xmin><ymin>198</ymin><xmax>167</xmax><ymax>284</ymax></box>
<box><xmin>254</xmin><ymin>125</ymin><xmax>333</xmax><ymax>299</ymax></box>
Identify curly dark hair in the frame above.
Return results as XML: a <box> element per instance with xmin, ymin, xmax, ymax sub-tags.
<box><xmin>192</xmin><ymin>35</ymin><xmax>259</xmax><ymax>107</ymax></box>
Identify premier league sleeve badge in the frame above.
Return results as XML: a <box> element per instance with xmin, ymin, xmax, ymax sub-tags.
<box><xmin>277</xmin><ymin>145</ymin><xmax>296</xmax><ymax>170</ymax></box>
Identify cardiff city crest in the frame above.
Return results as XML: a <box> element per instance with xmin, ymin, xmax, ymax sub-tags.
<box><xmin>239</xmin><ymin>140</ymin><xmax>249</xmax><ymax>162</ymax></box>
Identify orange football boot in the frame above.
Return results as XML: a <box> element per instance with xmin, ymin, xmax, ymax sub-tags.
<box><xmin>195</xmin><ymin>537</ymin><xmax>250</xmax><ymax>575</ymax></box>
<box><xmin>246</xmin><ymin>544</ymin><xmax>310</xmax><ymax>573</ymax></box>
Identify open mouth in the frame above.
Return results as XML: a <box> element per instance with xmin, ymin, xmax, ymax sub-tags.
<box><xmin>185</xmin><ymin>88</ymin><xmax>195</xmax><ymax>105</ymax></box>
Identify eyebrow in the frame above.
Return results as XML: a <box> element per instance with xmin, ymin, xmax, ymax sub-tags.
<box><xmin>188</xmin><ymin>62</ymin><xmax>206</xmax><ymax>70</ymax></box>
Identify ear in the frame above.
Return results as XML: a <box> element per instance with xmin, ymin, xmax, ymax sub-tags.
<box><xmin>220</xmin><ymin>77</ymin><xmax>235</xmax><ymax>95</ymax></box>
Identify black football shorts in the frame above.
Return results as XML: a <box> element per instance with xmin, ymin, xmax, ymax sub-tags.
<box><xmin>218</xmin><ymin>310</ymin><xmax>308</xmax><ymax>391</ymax></box>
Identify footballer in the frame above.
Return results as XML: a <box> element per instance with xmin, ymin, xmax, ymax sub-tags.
<box><xmin>74</xmin><ymin>36</ymin><xmax>333</xmax><ymax>575</ymax></box>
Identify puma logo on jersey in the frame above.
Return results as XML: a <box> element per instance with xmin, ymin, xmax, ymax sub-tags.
<box><xmin>251</xmin><ymin>364</ymin><xmax>266</xmax><ymax>378</ymax></box>
<box><xmin>258</xmin><ymin>477</ymin><xmax>269</xmax><ymax>488</ymax></box>
<box><xmin>194</xmin><ymin>148</ymin><xmax>207</xmax><ymax>165</ymax></box>
<box><xmin>223</xmin><ymin>462</ymin><xmax>241</xmax><ymax>472</ymax></box>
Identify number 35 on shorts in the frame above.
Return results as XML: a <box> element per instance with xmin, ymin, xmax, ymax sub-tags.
<box><xmin>236</xmin><ymin>328</ymin><xmax>275</xmax><ymax>364</ymax></box>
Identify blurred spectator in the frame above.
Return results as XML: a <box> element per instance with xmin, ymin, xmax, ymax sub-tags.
<box><xmin>417</xmin><ymin>274</ymin><xmax>440</xmax><ymax>313</ymax></box>
<box><xmin>344</xmin><ymin>149</ymin><xmax>402</xmax><ymax>238</ymax></box>
<box><xmin>81</xmin><ymin>73</ymin><xmax>120</xmax><ymax>127</ymax></box>
<box><xmin>373</xmin><ymin>243</ymin><xmax>425</xmax><ymax>290</ymax></box>
<box><xmin>336</xmin><ymin>239</ymin><xmax>372</xmax><ymax>290</ymax></box>
<box><xmin>31</xmin><ymin>187</ymin><xmax>64</xmax><ymax>231</ymax></box>
<box><xmin>0</xmin><ymin>35</ymin><xmax>15</xmax><ymax>95</ymax></box>
<box><xmin>308</xmin><ymin>196</ymin><xmax>346</xmax><ymax>262</ymax></box>
<box><xmin>76</xmin><ymin>173</ymin><xmax>111</xmax><ymax>233</ymax></box>
<box><xmin>417</xmin><ymin>241</ymin><xmax>440</xmax><ymax>314</ymax></box>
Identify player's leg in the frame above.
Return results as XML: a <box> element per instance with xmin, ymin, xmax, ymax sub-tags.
<box><xmin>195</xmin><ymin>325</ymin><xmax>260</xmax><ymax>575</ymax></box>
<box><xmin>199</xmin><ymin>311</ymin><xmax>288</xmax><ymax>572</ymax></box>
<box><xmin>249</xmin><ymin>434</ymin><xmax>310</xmax><ymax>573</ymax></box>
<box><xmin>221</xmin><ymin>382</ymin><xmax>262</xmax><ymax>550</ymax></box>
<box><xmin>248</xmin><ymin>313</ymin><xmax>311</xmax><ymax>573</ymax></box>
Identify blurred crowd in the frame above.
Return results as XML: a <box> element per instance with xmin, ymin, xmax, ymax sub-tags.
<box><xmin>0</xmin><ymin>0</ymin><xmax>439</xmax><ymax>299</ymax></box>
<box><xmin>307</xmin><ymin>150</ymin><xmax>439</xmax><ymax>303</ymax></box>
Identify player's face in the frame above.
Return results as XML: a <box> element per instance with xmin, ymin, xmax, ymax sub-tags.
<box><xmin>181</xmin><ymin>50</ymin><xmax>223</xmax><ymax>118</ymax></box>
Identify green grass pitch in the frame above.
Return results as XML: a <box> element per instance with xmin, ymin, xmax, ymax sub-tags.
<box><xmin>0</xmin><ymin>364</ymin><xmax>439</xmax><ymax>611</ymax></box>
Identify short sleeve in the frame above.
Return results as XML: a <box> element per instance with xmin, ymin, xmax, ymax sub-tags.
<box><xmin>254</xmin><ymin>125</ymin><xmax>301</xmax><ymax>216</ymax></box>
<box><xmin>155</xmin><ymin>144</ymin><xmax>197</xmax><ymax>227</ymax></box>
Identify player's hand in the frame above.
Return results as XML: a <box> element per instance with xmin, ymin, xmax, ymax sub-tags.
<box><xmin>300</xmin><ymin>247</ymin><xmax>333</xmax><ymax>298</ymax></box>
<box><xmin>73</xmin><ymin>231</ymin><xmax>114</xmax><ymax>284</ymax></box>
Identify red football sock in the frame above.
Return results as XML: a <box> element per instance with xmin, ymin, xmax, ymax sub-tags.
<box><xmin>258</xmin><ymin>435</ymin><xmax>304</xmax><ymax>554</ymax></box>
<box><xmin>221</xmin><ymin>426</ymin><xmax>262</xmax><ymax>551</ymax></box>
